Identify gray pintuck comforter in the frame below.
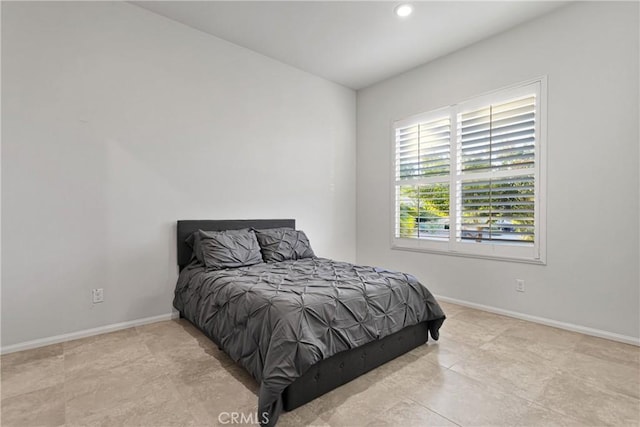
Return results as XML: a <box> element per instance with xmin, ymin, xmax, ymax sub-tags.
<box><xmin>174</xmin><ymin>257</ymin><xmax>445</xmax><ymax>426</ymax></box>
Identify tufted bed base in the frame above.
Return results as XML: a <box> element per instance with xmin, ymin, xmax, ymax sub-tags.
<box><xmin>281</xmin><ymin>321</ymin><xmax>430</xmax><ymax>410</ymax></box>
<box><xmin>179</xmin><ymin>313</ymin><xmax>431</xmax><ymax>412</ymax></box>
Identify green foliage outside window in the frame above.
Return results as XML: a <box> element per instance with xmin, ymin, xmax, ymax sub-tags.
<box><xmin>398</xmin><ymin>184</ymin><xmax>450</xmax><ymax>238</ymax></box>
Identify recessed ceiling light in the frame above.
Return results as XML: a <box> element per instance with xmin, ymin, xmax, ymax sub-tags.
<box><xmin>394</xmin><ymin>4</ymin><xmax>413</xmax><ymax>18</ymax></box>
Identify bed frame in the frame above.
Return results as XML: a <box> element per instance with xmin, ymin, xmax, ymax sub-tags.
<box><xmin>176</xmin><ymin>219</ymin><xmax>434</xmax><ymax>412</ymax></box>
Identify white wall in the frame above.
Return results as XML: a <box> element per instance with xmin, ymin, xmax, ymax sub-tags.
<box><xmin>1</xmin><ymin>2</ymin><xmax>356</xmax><ymax>347</ymax></box>
<box><xmin>357</xmin><ymin>2</ymin><xmax>639</xmax><ymax>340</ymax></box>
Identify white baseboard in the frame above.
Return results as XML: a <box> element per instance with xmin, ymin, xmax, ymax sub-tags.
<box><xmin>4</xmin><ymin>298</ymin><xmax>637</xmax><ymax>354</ymax></box>
<box><xmin>436</xmin><ymin>295</ymin><xmax>640</xmax><ymax>347</ymax></box>
<box><xmin>1</xmin><ymin>311</ymin><xmax>180</xmax><ymax>355</ymax></box>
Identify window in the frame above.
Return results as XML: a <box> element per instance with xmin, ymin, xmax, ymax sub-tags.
<box><xmin>392</xmin><ymin>78</ymin><xmax>546</xmax><ymax>263</ymax></box>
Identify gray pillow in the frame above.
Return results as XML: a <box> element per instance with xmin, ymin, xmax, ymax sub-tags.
<box><xmin>188</xmin><ymin>229</ymin><xmax>263</xmax><ymax>270</ymax></box>
<box><xmin>254</xmin><ymin>228</ymin><xmax>315</xmax><ymax>262</ymax></box>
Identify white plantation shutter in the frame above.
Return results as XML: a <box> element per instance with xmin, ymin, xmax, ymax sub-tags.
<box><xmin>456</xmin><ymin>86</ymin><xmax>539</xmax><ymax>247</ymax></box>
<box><xmin>396</xmin><ymin>118</ymin><xmax>450</xmax><ymax>180</ymax></box>
<box><xmin>459</xmin><ymin>96</ymin><xmax>536</xmax><ymax>173</ymax></box>
<box><xmin>392</xmin><ymin>78</ymin><xmax>545</xmax><ymax>263</ymax></box>
<box><xmin>458</xmin><ymin>175</ymin><xmax>535</xmax><ymax>243</ymax></box>
<box><xmin>394</xmin><ymin>113</ymin><xmax>451</xmax><ymax>241</ymax></box>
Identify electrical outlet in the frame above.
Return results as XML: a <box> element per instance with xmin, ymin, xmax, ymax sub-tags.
<box><xmin>92</xmin><ymin>288</ymin><xmax>104</xmax><ymax>304</ymax></box>
<box><xmin>515</xmin><ymin>279</ymin><xmax>525</xmax><ymax>293</ymax></box>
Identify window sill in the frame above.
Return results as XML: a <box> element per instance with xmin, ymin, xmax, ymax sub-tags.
<box><xmin>391</xmin><ymin>242</ymin><xmax>546</xmax><ymax>265</ymax></box>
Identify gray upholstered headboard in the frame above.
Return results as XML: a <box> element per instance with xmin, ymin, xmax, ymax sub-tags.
<box><xmin>176</xmin><ymin>219</ymin><xmax>295</xmax><ymax>271</ymax></box>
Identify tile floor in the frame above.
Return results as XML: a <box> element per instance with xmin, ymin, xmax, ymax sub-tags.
<box><xmin>1</xmin><ymin>301</ymin><xmax>639</xmax><ymax>426</ymax></box>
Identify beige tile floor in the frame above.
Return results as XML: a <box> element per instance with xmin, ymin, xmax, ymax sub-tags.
<box><xmin>2</xmin><ymin>301</ymin><xmax>639</xmax><ymax>426</ymax></box>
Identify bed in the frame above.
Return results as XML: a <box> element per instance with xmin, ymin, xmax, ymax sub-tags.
<box><xmin>174</xmin><ymin>219</ymin><xmax>445</xmax><ymax>426</ymax></box>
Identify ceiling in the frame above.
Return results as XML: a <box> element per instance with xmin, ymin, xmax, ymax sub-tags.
<box><xmin>133</xmin><ymin>1</ymin><xmax>566</xmax><ymax>90</ymax></box>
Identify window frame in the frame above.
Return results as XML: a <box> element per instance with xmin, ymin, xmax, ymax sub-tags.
<box><xmin>390</xmin><ymin>77</ymin><xmax>547</xmax><ymax>264</ymax></box>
